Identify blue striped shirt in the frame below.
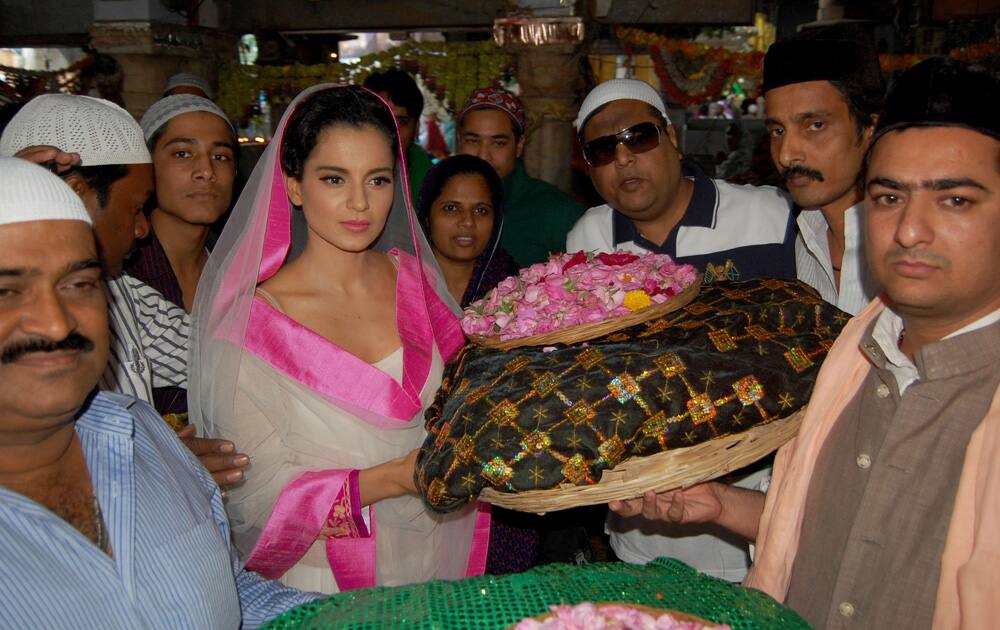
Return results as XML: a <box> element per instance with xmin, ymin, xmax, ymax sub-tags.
<box><xmin>0</xmin><ymin>392</ymin><xmax>316</xmax><ymax>629</ymax></box>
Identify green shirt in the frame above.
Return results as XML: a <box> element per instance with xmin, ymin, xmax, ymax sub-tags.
<box><xmin>406</xmin><ymin>143</ymin><xmax>435</xmax><ymax>207</ymax></box>
<box><xmin>501</xmin><ymin>161</ymin><xmax>586</xmax><ymax>267</ymax></box>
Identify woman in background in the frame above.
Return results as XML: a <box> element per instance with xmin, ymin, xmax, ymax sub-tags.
<box><xmin>416</xmin><ymin>154</ymin><xmax>518</xmax><ymax>308</ymax></box>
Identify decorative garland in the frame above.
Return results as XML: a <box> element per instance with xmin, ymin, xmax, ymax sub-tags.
<box><xmin>616</xmin><ymin>25</ymin><xmax>1000</xmax><ymax>105</ymax></box>
<box><xmin>217</xmin><ymin>40</ymin><xmax>513</xmax><ymax>125</ymax></box>
<box><xmin>878</xmin><ymin>38</ymin><xmax>1000</xmax><ymax>72</ymax></box>
<box><xmin>616</xmin><ymin>26</ymin><xmax>763</xmax><ymax>107</ymax></box>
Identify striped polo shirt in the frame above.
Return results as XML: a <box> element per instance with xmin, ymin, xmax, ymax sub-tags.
<box><xmin>100</xmin><ymin>274</ymin><xmax>190</xmax><ymax>404</ymax></box>
<box><xmin>566</xmin><ymin>163</ymin><xmax>797</xmax><ymax>282</ymax></box>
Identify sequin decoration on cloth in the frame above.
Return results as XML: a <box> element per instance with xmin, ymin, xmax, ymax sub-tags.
<box><xmin>417</xmin><ymin>279</ymin><xmax>848</xmax><ymax>513</ymax></box>
<box><xmin>261</xmin><ymin>558</ymin><xmax>810</xmax><ymax>629</ymax></box>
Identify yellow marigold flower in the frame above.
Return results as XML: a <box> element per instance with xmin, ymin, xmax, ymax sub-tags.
<box><xmin>623</xmin><ymin>290</ymin><xmax>652</xmax><ymax>312</ymax></box>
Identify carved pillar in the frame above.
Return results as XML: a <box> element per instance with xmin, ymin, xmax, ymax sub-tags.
<box><xmin>89</xmin><ymin>21</ymin><xmax>235</xmax><ymax>118</ymax></box>
<box><xmin>512</xmin><ymin>43</ymin><xmax>582</xmax><ymax>195</ymax></box>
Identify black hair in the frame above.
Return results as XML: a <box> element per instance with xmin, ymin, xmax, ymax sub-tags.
<box><xmin>280</xmin><ymin>86</ymin><xmax>398</xmax><ymax>180</ymax></box>
<box><xmin>578</xmin><ymin>102</ymin><xmax>669</xmax><ymax>141</ymax></box>
<box><xmin>60</xmin><ymin>163</ymin><xmax>130</xmax><ymax>208</ymax></box>
<box><xmin>362</xmin><ymin>69</ymin><xmax>424</xmax><ymax>120</ymax></box>
<box><xmin>416</xmin><ymin>154</ymin><xmax>504</xmax><ymax>241</ymax></box>
<box><xmin>829</xmin><ymin>79</ymin><xmax>883</xmax><ymax>142</ymax></box>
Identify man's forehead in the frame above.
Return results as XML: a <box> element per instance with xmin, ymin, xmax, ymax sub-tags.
<box><xmin>583</xmin><ymin>100</ymin><xmax>658</xmax><ymax>139</ymax></box>
<box><xmin>0</xmin><ymin>221</ymin><xmax>98</xmax><ymax>269</ymax></box>
<box><xmin>867</xmin><ymin>126</ymin><xmax>1000</xmax><ymax>183</ymax></box>
<box><xmin>764</xmin><ymin>80</ymin><xmax>847</xmax><ymax>118</ymax></box>
<box><xmin>461</xmin><ymin>108</ymin><xmax>517</xmax><ymax>136</ymax></box>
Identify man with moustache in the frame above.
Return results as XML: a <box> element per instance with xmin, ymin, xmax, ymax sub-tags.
<box><xmin>611</xmin><ymin>59</ymin><xmax>1000</xmax><ymax>627</ymax></box>
<box><xmin>0</xmin><ymin>157</ymin><xmax>315</xmax><ymax>627</ymax></box>
<box><xmin>569</xmin><ymin>78</ymin><xmax>796</xmax><ymax>582</ymax></box>
<box><xmin>764</xmin><ymin>33</ymin><xmax>883</xmax><ymax>315</ymax></box>
<box><xmin>0</xmin><ymin>95</ymin><xmax>248</xmax><ymax>488</ymax></box>
<box><xmin>567</xmin><ymin>79</ymin><xmax>796</xmax><ymax>286</ymax></box>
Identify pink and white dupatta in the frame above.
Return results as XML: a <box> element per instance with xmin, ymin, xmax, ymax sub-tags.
<box><xmin>189</xmin><ymin>85</ymin><xmax>489</xmax><ymax>591</ymax></box>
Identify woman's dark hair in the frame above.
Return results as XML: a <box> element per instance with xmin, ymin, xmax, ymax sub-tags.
<box><xmin>415</xmin><ymin>154</ymin><xmax>504</xmax><ymax>239</ymax></box>
<box><xmin>280</xmin><ymin>86</ymin><xmax>398</xmax><ymax>180</ymax></box>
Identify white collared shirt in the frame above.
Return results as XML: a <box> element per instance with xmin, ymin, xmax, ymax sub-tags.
<box><xmin>872</xmin><ymin>306</ymin><xmax>1000</xmax><ymax>394</ymax></box>
<box><xmin>795</xmin><ymin>203</ymin><xmax>879</xmax><ymax>316</ymax></box>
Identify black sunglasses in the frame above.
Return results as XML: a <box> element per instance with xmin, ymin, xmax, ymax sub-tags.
<box><xmin>582</xmin><ymin>121</ymin><xmax>665</xmax><ymax>167</ymax></box>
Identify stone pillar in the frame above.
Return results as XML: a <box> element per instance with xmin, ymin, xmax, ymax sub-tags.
<box><xmin>512</xmin><ymin>44</ymin><xmax>582</xmax><ymax>195</ymax></box>
<box><xmin>89</xmin><ymin>21</ymin><xmax>235</xmax><ymax>119</ymax></box>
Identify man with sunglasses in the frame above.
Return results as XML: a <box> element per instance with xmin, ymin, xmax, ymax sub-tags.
<box><xmin>764</xmin><ymin>32</ymin><xmax>884</xmax><ymax>316</ymax></box>
<box><xmin>567</xmin><ymin>78</ymin><xmax>796</xmax><ymax>287</ymax></box>
<box><xmin>569</xmin><ymin>79</ymin><xmax>796</xmax><ymax>582</ymax></box>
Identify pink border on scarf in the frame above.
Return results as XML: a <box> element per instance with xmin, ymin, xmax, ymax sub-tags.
<box><xmin>244</xmin><ymin>162</ymin><xmax>463</xmax><ymax>422</ymax></box>
<box><xmin>465</xmin><ymin>502</ymin><xmax>492</xmax><ymax>577</ymax></box>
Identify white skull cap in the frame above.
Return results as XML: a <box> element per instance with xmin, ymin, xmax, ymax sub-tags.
<box><xmin>140</xmin><ymin>94</ymin><xmax>234</xmax><ymax>143</ymax></box>
<box><xmin>0</xmin><ymin>94</ymin><xmax>151</xmax><ymax>166</ymax></box>
<box><xmin>0</xmin><ymin>157</ymin><xmax>92</xmax><ymax>226</ymax></box>
<box><xmin>165</xmin><ymin>72</ymin><xmax>214</xmax><ymax>100</ymax></box>
<box><xmin>574</xmin><ymin>79</ymin><xmax>671</xmax><ymax>132</ymax></box>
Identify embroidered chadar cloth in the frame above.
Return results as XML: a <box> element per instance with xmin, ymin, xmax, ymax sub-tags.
<box><xmin>417</xmin><ymin>279</ymin><xmax>847</xmax><ymax>513</ymax></box>
<box><xmin>745</xmin><ymin>297</ymin><xmax>1000</xmax><ymax>629</ymax></box>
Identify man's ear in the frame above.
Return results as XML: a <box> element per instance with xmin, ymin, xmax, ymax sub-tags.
<box><xmin>861</xmin><ymin>114</ymin><xmax>879</xmax><ymax>148</ymax></box>
<box><xmin>285</xmin><ymin>175</ymin><xmax>303</xmax><ymax>207</ymax></box>
<box><xmin>515</xmin><ymin>134</ymin><xmax>526</xmax><ymax>159</ymax></box>
<box><xmin>666</xmin><ymin>125</ymin><xmax>682</xmax><ymax>158</ymax></box>
<box><xmin>63</xmin><ymin>173</ymin><xmax>100</xmax><ymax>214</ymax></box>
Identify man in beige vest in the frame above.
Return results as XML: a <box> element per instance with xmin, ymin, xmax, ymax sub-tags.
<box><xmin>611</xmin><ymin>58</ymin><xmax>1000</xmax><ymax>628</ymax></box>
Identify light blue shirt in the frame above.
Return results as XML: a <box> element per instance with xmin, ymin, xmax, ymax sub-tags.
<box><xmin>0</xmin><ymin>392</ymin><xmax>316</xmax><ymax>629</ymax></box>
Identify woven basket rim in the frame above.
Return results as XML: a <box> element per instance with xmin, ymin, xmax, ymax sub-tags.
<box><xmin>468</xmin><ymin>277</ymin><xmax>701</xmax><ymax>350</ymax></box>
<box><xmin>480</xmin><ymin>408</ymin><xmax>804</xmax><ymax>513</ymax></box>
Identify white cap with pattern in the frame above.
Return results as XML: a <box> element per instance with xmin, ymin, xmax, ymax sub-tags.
<box><xmin>574</xmin><ymin>78</ymin><xmax>670</xmax><ymax>132</ymax></box>
<box><xmin>165</xmin><ymin>73</ymin><xmax>214</xmax><ymax>99</ymax></box>
<box><xmin>140</xmin><ymin>94</ymin><xmax>235</xmax><ymax>143</ymax></box>
<box><xmin>0</xmin><ymin>157</ymin><xmax>92</xmax><ymax>226</ymax></box>
<box><xmin>0</xmin><ymin>94</ymin><xmax>151</xmax><ymax>166</ymax></box>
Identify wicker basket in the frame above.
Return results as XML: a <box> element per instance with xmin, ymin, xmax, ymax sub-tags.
<box><xmin>480</xmin><ymin>408</ymin><xmax>803</xmax><ymax>513</ymax></box>
<box><xmin>508</xmin><ymin>603</ymin><xmax>716</xmax><ymax>629</ymax></box>
<box><xmin>468</xmin><ymin>277</ymin><xmax>702</xmax><ymax>350</ymax></box>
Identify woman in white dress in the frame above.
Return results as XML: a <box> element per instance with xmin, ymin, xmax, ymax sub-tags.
<box><xmin>189</xmin><ymin>85</ymin><xmax>489</xmax><ymax>593</ymax></box>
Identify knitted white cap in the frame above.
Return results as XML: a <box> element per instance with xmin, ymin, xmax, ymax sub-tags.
<box><xmin>0</xmin><ymin>94</ymin><xmax>151</xmax><ymax>166</ymax></box>
<box><xmin>164</xmin><ymin>73</ymin><xmax>214</xmax><ymax>100</ymax></box>
<box><xmin>140</xmin><ymin>94</ymin><xmax>235</xmax><ymax>143</ymax></box>
<box><xmin>574</xmin><ymin>79</ymin><xmax>671</xmax><ymax>132</ymax></box>
<box><xmin>0</xmin><ymin>158</ymin><xmax>92</xmax><ymax>226</ymax></box>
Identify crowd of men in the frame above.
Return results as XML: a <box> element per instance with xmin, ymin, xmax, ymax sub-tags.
<box><xmin>1</xmin><ymin>25</ymin><xmax>999</xmax><ymax>628</ymax></box>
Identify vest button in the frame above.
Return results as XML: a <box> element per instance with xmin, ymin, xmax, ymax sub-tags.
<box><xmin>856</xmin><ymin>453</ymin><xmax>872</xmax><ymax>469</ymax></box>
<box><xmin>838</xmin><ymin>601</ymin><xmax>856</xmax><ymax>618</ymax></box>
<box><xmin>875</xmin><ymin>383</ymin><xmax>890</xmax><ymax>398</ymax></box>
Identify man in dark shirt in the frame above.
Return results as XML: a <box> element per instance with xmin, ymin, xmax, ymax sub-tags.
<box><xmin>457</xmin><ymin>87</ymin><xmax>584</xmax><ymax>266</ymax></box>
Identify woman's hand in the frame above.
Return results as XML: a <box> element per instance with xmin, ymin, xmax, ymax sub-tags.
<box><xmin>359</xmin><ymin>448</ymin><xmax>420</xmax><ymax>506</ymax></box>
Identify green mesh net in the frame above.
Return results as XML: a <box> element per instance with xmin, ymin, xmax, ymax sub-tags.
<box><xmin>263</xmin><ymin>559</ymin><xmax>809</xmax><ymax>629</ymax></box>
